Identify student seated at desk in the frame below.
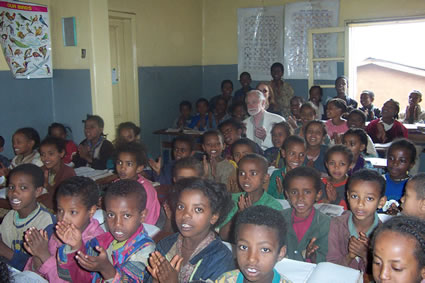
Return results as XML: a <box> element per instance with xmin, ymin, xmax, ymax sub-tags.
<box><xmin>114</xmin><ymin>121</ymin><xmax>141</xmax><ymax>146</ymax></box>
<box><xmin>173</xmin><ymin>100</ymin><xmax>193</xmax><ymax>129</ymax></box>
<box><xmin>47</xmin><ymin>123</ymin><xmax>78</xmax><ymax>165</ymax></box>
<box><xmin>189</xmin><ymin>98</ymin><xmax>215</xmax><ymax>131</ymax></box>
<box><xmin>401</xmin><ymin>90</ymin><xmax>423</xmax><ymax>124</ymax></box>
<box><xmin>359</xmin><ymin>90</ymin><xmax>381</xmax><ymax>122</ymax></box>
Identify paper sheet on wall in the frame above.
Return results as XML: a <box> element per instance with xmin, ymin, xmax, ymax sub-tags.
<box><xmin>238</xmin><ymin>6</ymin><xmax>284</xmax><ymax>81</ymax></box>
<box><xmin>284</xmin><ymin>0</ymin><xmax>339</xmax><ymax>80</ymax></box>
<box><xmin>0</xmin><ymin>1</ymin><xmax>52</xmax><ymax>79</ymax></box>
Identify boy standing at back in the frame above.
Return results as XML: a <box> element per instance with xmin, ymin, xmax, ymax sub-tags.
<box><xmin>401</xmin><ymin>172</ymin><xmax>425</xmax><ymax>220</ymax></box>
<box><xmin>233</xmin><ymin>72</ymin><xmax>253</xmax><ymax>105</ymax></box>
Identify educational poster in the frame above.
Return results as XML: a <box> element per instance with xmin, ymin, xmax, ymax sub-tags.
<box><xmin>0</xmin><ymin>1</ymin><xmax>52</xmax><ymax>79</ymax></box>
<box><xmin>238</xmin><ymin>6</ymin><xmax>284</xmax><ymax>81</ymax></box>
<box><xmin>284</xmin><ymin>0</ymin><xmax>339</xmax><ymax>80</ymax></box>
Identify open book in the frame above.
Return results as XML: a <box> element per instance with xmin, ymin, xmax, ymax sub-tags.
<box><xmin>275</xmin><ymin>258</ymin><xmax>363</xmax><ymax>283</ymax></box>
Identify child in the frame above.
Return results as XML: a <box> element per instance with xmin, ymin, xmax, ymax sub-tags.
<box><xmin>174</xmin><ymin>100</ymin><xmax>193</xmax><ymax>129</ymax></box>
<box><xmin>327</xmin><ymin>169</ymin><xmax>386</xmax><ymax>272</ymax></box>
<box><xmin>333</xmin><ymin>76</ymin><xmax>358</xmax><ymax>109</ymax></box>
<box><xmin>288</xmin><ymin>96</ymin><xmax>304</xmax><ymax>126</ymax></box>
<box><xmin>384</xmin><ymin>138</ymin><xmax>416</xmax><ymax>202</ymax></box>
<box><xmin>304</xmin><ymin>120</ymin><xmax>328</xmax><ymax>175</ymax></box>
<box><xmin>39</xmin><ymin>137</ymin><xmax>76</xmax><ymax>209</ymax></box>
<box><xmin>172</xmin><ymin>156</ymin><xmax>204</xmax><ymax>183</ymax></box>
<box><xmin>202</xmin><ymin>130</ymin><xmax>235</xmax><ymax>191</ymax></box>
<box><xmin>73</xmin><ymin>115</ymin><xmax>114</xmax><ymax>169</ymax></box>
<box><xmin>347</xmin><ymin>109</ymin><xmax>378</xmax><ymax>157</ymax></box>
<box><xmin>9</xmin><ymin>127</ymin><xmax>43</xmax><ymax>171</ymax></box>
<box><xmin>264</xmin><ymin>121</ymin><xmax>291</xmax><ymax>168</ymax></box>
<box><xmin>403</xmin><ymin>90</ymin><xmax>423</xmax><ymax>124</ymax></box>
<box><xmin>230</xmin><ymin>102</ymin><xmax>247</xmax><ymax>122</ymax></box>
<box><xmin>233</xmin><ymin>72</ymin><xmax>253</xmax><ymax>105</ymax></box>
<box><xmin>256</xmin><ymin>81</ymin><xmax>278</xmax><ymax>113</ymax></box>
<box><xmin>58</xmin><ymin>179</ymin><xmax>155</xmax><ymax>282</ymax></box>
<box><xmin>321</xmin><ymin>145</ymin><xmax>353</xmax><ymax>209</ymax></box>
<box><xmin>282</xmin><ymin>166</ymin><xmax>330</xmax><ymax>263</ymax></box>
<box><xmin>325</xmin><ymin>98</ymin><xmax>349</xmax><ymax>141</ymax></box>
<box><xmin>270</xmin><ymin>62</ymin><xmax>294</xmax><ymax>118</ymax></box>
<box><xmin>359</xmin><ymin>90</ymin><xmax>381</xmax><ymax>122</ymax></box>
<box><xmin>216</xmin><ymin>205</ymin><xmax>292</xmax><ymax>283</ymax></box>
<box><xmin>309</xmin><ymin>86</ymin><xmax>325</xmax><ymax>120</ymax></box>
<box><xmin>116</xmin><ymin>141</ymin><xmax>161</xmax><ymax>225</ymax></box>
<box><xmin>114</xmin><ymin>121</ymin><xmax>141</xmax><ymax>146</ymax></box>
<box><xmin>218</xmin><ymin>118</ymin><xmax>244</xmax><ymax>159</ymax></box>
<box><xmin>366</xmin><ymin>99</ymin><xmax>408</xmax><ymax>143</ymax></box>
<box><xmin>401</xmin><ymin>173</ymin><xmax>425</xmax><ymax>219</ymax></box>
<box><xmin>268</xmin><ymin>135</ymin><xmax>307</xmax><ymax>199</ymax></box>
<box><xmin>147</xmin><ymin>178</ymin><xmax>234</xmax><ymax>282</ymax></box>
<box><xmin>0</xmin><ymin>135</ymin><xmax>10</xmax><ymax>168</ymax></box>
<box><xmin>0</xmin><ymin>164</ymin><xmax>55</xmax><ymax>270</ymax></box>
<box><xmin>371</xmin><ymin>216</ymin><xmax>425</xmax><ymax>283</ymax></box>
<box><xmin>189</xmin><ymin>98</ymin><xmax>214</xmax><ymax>131</ymax></box>
<box><xmin>48</xmin><ymin>122</ymin><xmax>78</xmax><ymax>165</ymax></box>
<box><xmin>220</xmin><ymin>154</ymin><xmax>282</xmax><ymax>241</ymax></box>
<box><xmin>210</xmin><ymin>80</ymin><xmax>234</xmax><ymax>113</ymax></box>
<box><xmin>213</xmin><ymin>96</ymin><xmax>231</xmax><ymax>126</ymax></box>
<box><xmin>342</xmin><ymin>128</ymin><xmax>371</xmax><ymax>174</ymax></box>
<box><xmin>295</xmin><ymin>102</ymin><xmax>318</xmax><ymax>138</ymax></box>
<box><xmin>24</xmin><ymin>176</ymin><xmax>104</xmax><ymax>282</ymax></box>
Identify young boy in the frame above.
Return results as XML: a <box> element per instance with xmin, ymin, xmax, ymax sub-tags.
<box><xmin>58</xmin><ymin>179</ymin><xmax>155</xmax><ymax>282</ymax></box>
<box><xmin>233</xmin><ymin>72</ymin><xmax>253</xmax><ymax>105</ymax></box>
<box><xmin>403</xmin><ymin>90</ymin><xmax>423</xmax><ymax>124</ymax></box>
<box><xmin>282</xmin><ymin>167</ymin><xmax>330</xmax><ymax>263</ymax></box>
<box><xmin>172</xmin><ymin>156</ymin><xmax>204</xmax><ymax>183</ymax></box>
<box><xmin>327</xmin><ymin>169</ymin><xmax>387</xmax><ymax>272</ymax></box>
<box><xmin>268</xmin><ymin>135</ymin><xmax>307</xmax><ymax>199</ymax></box>
<box><xmin>189</xmin><ymin>98</ymin><xmax>214</xmax><ymax>131</ymax></box>
<box><xmin>174</xmin><ymin>100</ymin><xmax>193</xmax><ymax>128</ymax></box>
<box><xmin>219</xmin><ymin>154</ymin><xmax>282</xmax><ymax>241</ymax></box>
<box><xmin>332</xmin><ymin>76</ymin><xmax>358</xmax><ymax>109</ymax></box>
<box><xmin>218</xmin><ymin>118</ymin><xmax>244</xmax><ymax>159</ymax></box>
<box><xmin>342</xmin><ymin>128</ymin><xmax>371</xmax><ymax>174</ymax></box>
<box><xmin>216</xmin><ymin>205</ymin><xmax>292</xmax><ymax>283</ymax></box>
<box><xmin>347</xmin><ymin>109</ymin><xmax>378</xmax><ymax>157</ymax></box>
<box><xmin>0</xmin><ymin>164</ymin><xmax>55</xmax><ymax>270</ymax></box>
<box><xmin>401</xmin><ymin>172</ymin><xmax>425</xmax><ymax>220</ymax></box>
<box><xmin>359</xmin><ymin>90</ymin><xmax>380</xmax><ymax>122</ymax></box>
<box><xmin>264</xmin><ymin>121</ymin><xmax>291</xmax><ymax>168</ymax></box>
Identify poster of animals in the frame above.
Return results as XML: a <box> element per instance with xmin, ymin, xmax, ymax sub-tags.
<box><xmin>0</xmin><ymin>1</ymin><xmax>51</xmax><ymax>79</ymax></box>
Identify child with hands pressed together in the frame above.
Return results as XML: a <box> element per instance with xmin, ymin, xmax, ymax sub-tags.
<box><xmin>403</xmin><ymin>90</ymin><xmax>423</xmax><ymax>124</ymax></box>
<box><xmin>24</xmin><ymin>176</ymin><xmax>103</xmax><ymax>282</ymax></box>
<box><xmin>264</xmin><ymin>121</ymin><xmax>291</xmax><ymax>168</ymax></box>
<box><xmin>147</xmin><ymin>178</ymin><xmax>234</xmax><ymax>282</ymax></box>
<box><xmin>58</xmin><ymin>179</ymin><xmax>155</xmax><ymax>282</ymax></box>
<box><xmin>189</xmin><ymin>98</ymin><xmax>214</xmax><ymax>131</ymax></box>
<box><xmin>359</xmin><ymin>90</ymin><xmax>381</xmax><ymax>122</ymax></box>
<box><xmin>282</xmin><ymin>167</ymin><xmax>330</xmax><ymax>263</ymax></box>
<box><xmin>327</xmin><ymin>169</ymin><xmax>387</xmax><ymax>273</ymax></box>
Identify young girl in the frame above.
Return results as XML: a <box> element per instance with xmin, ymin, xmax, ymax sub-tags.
<box><xmin>342</xmin><ymin>128</ymin><xmax>371</xmax><ymax>174</ymax></box>
<box><xmin>366</xmin><ymin>99</ymin><xmax>408</xmax><ymax>143</ymax></box>
<box><xmin>9</xmin><ymin>127</ymin><xmax>43</xmax><ymax>170</ymax></box>
<box><xmin>114</xmin><ymin>121</ymin><xmax>141</xmax><ymax>146</ymax></box>
<box><xmin>48</xmin><ymin>123</ymin><xmax>78</xmax><ymax>165</ymax></box>
<box><xmin>372</xmin><ymin>215</ymin><xmax>425</xmax><ymax>283</ymax></box>
<box><xmin>264</xmin><ymin>121</ymin><xmax>291</xmax><ymax>168</ymax></box>
<box><xmin>256</xmin><ymin>81</ymin><xmax>278</xmax><ymax>113</ymax></box>
<box><xmin>325</xmin><ymin>98</ymin><xmax>349</xmax><ymax>141</ymax></box>
<box><xmin>189</xmin><ymin>98</ymin><xmax>214</xmax><ymax>131</ymax></box>
<box><xmin>309</xmin><ymin>85</ymin><xmax>325</xmax><ymax>120</ymax></box>
<box><xmin>23</xmin><ymin>176</ymin><xmax>104</xmax><ymax>282</ymax></box>
<box><xmin>295</xmin><ymin>102</ymin><xmax>318</xmax><ymax>137</ymax></box>
<box><xmin>72</xmin><ymin>115</ymin><xmax>114</xmax><ymax>170</ymax></box>
<box><xmin>147</xmin><ymin>178</ymin><xmax>234</xmax><ymax>282</ymax></box>
<box><xmin>39</xmin><ymin>137</ymin><xmax>76</xmax><ymax>209</ymax></box>
<box><xmin>304</xmin><ymin>120</ymin><xmax>328</xmax><ymax>175</ymax></box>
<box><xmin>385</xmin><ymin>138</ymin><xmax>416</xmax><ymax>202</ymax></box>
<box><xmin>321</xmin><ymin>145</ymin><xmax>354</xmax><ymax>209</ymax></box>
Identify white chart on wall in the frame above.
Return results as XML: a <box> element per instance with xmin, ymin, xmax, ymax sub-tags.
<box><xmin>237</xmin><ymin>6</ymin><xmax>284</xmax><ymax>81</ymax></box>
<box><xmin>284</xmin><ymin>0</ymin><xmax>339</xmax><ymax>80</ymax></box>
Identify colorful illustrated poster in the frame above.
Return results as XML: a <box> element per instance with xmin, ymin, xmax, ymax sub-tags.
<box><xmin>0</xmin><ymin>1</ymin><xmax>52</xmax><ymax>79</ymax></box>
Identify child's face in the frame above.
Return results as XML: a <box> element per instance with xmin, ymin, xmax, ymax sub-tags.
<box><xmin>408</xmin><ymin>92</ymin><xmax>421</xmax><ymax>106</ymax></box>
<box><xmin>271</xmin><ymin>126</ymin><xmax>287</xmax><ymax>148</ymax></box>
<box><xmin>326</xmin><ymin>102</ymin><xmax>342</xmax><ymax>119</ymax></box>
<box><xmin>202</xmin><ymin>134</ymin><xmax>224</xmax><ymax>160</ymax></box>
<box><xmin>197</xmin><ymin>101</ymin><xmax>209</xmax><ymax>115</ymax></box>
<box><xmin>222</xmin><ymin>82</ymin><xmax>233</xmax><ymax>97</ymax></box>
<box><xmin>12</xmin><ymin>133</ymin><xmax>34</xmax><ymax>156</ymax></box>
<box><xmin>173</xmin><ymin>168</ymin><xmax>200</xmax><ymax>183</ymax></box>
<box><xmin>387</xmin><ymin>147</ymin><xmax>413</xmax><ymax>180</ymax></box>
<box><xmin>240</xmin><ymin>74</ymin><xmax>252</xmax><ymax>88</ymax></box>
<box><xmin>381</xmin><ymin>101</ymin><xmax>398</xmax><ymax>120</ymax></box>
<box><xmin>373</xmin><ymin>230</ymin><xmax>425</xmax><ymax>283</ymax></box>
<box><xmin>347</xmin><ymin>180</ymin><xmax>386</xmax><ymax>223</ymax></box>
<box><xmin>236</xmin><ymin>224</ymin><xmax>286</xmax><ymax>283</ymax></box>
<box><xmin>309</xmin><ymin>88</ymin><xmax>321</xmax><ymax>105</ymax></box>
<box><xmin>173</xmin><ymin>141</ymin><xmax>192</xmax><ymax>160</ymax></box>
<box><xmin>105</xmin><ymin>194</ymin><xmax>145</xmax><ymax>242</ymax></box>
<box><xmin>335</xmin><ymin>78</ymin><xmax>348</xmax><ymax>95</ymax></box>
<box><xmin>281</xmin><ymin>143</ymin><xmax>306</xmax><ymax>171</ymax></box>
<box><xmin>326</xmin><ymin>152</ymin><xmax>350</xmax><ymax>182</ymax></box>
<box><xmin>119</xmin><ymin>128</ymin><xmax>137</xmax><ymax>143</ymax></box>
<box><xmin>300</xmin><ymin>107</ymin><xmax>316</xmax><ymax>125</ymax></box>
<box><xmin>57</xmin><ymin>195</ymin><xmax>96</xmax><ymax>232</ymax></box>
<box><xmin>271</xmin><ymin>66</ymin><xmax>283</xmax><ymax>81</ymax></box>
<box><xmin>256</xmin><ymin>84</ymin><xmax>270</xmax><ymax>101</ymax></box>
<box><xmin>7</xmin><ymin>172</ymin><xmax>42</xmax><ymax>218</ymax></box>
<box><xmin>215</xmin><ymin>99</ymin><xmax>227</xmax><ymax>114</ymax></box>
<box><xmin>175</xmin><ymin>189</ymin><xmax>218</xmax><ymax>241</ymax></box>
<box><xmin>305</xmin><ymin>124</ymin><xmax>324</xmax><ymax>147</ymax></box>
<box><xmin>401</xmin><ymin>181</ymin><xmax>424</xmax><ymax>218</ymax></box>
<box><xmin>180</xmin><ymin>105</ymin><xmax>192</xmax><ymax>118</ymax></box>
<box><xmin>40</xmin><ymin>144</ymin><xmax>65</xmax><ymax>170</ymax></box>
<box><xmin>238</xmin><ymin>160</ymin><xmax>267</xmax><ymax>193</ymax></box>
<box><xmin>220</xmin><ymin>124</ymin><xmax>242</xmax><ymax>146</ymax></box>
<box><xmin>232</xmin><ymin>105</ymin><xmax>247</xmax><ymax>121</ymax></box>
<box><xmin>50</xmin><ymin>127</ymin><xmax>67</xmax><ymax>140</ymax></box>
<box><xmin>116</xmin><ymin>152</ymin><xmax>143</xmax><ymax>180</ymax></box>
<box><xmin>347</xmin><ymin>113</ymin><xmax>365</xmax><ymax>129</ymax></box>
<box><xmin>84</xmin><ymin>120</ymin><xmax>103</xmax><ymax>142</ymax></box>
<box><xmin>286</xmin><ymin>177</ymin><xmax>321</xmax><ymax>218</ymax></box>
<box><xmin>360</xmin><ymin>93</ymin><xmax>373</xmax><ymax>108</ymax></box>
<box><xmin>233</xmin><ymin>144</ymin><xmax>254</xmax><ymax>164</ymax></box>
<box><xmin>290</xmin><ymin>99</ymin><xmax>302</xmax><ymax>117</ymax></box>
<box><xmin>343</xmin><ymin>134</ymin><xmax>365</xmax><ymax>159</ymax></box>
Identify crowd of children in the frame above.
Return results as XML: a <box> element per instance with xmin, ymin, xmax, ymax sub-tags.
<box><xmin>0</xmin><ymin>63</ymin><xmax>424</xmax><ymax>282</ymax></box>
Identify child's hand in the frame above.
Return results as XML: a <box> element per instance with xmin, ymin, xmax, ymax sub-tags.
<box><xmin>148</xmin><ymin>157</ymin><xmax>162</xmax><ymax>175</ymax></box>
<box><xmin>24</xmin><ymin>228</ymin><xmax>50</xmax><ymax>263</ymax></box>
<box><xmin>276</xmin><ymin>173</ymin><xmax>285</xmax><ymax>195</ymax></box>
<box><xmin>148</xmin><ymin>251</ymin><xmax>182</xmax><ymax>283</ymax></box>
<box><xmin>287</xmin><ymin>116</ymin><xmax>298</xmax><ymax>131</ymax></box>
<box><xmin>254</xmin><ymin>127</ymin><xmax>267</xmax><ymax>141</ymax></box>
<box><xmin>306</xmin><ymin>237</ymin><xmax>319</xmax><ymax>262</ymax></box>
<box><xmin>325</xmin><ymin>182</ymin><xmax>337</xmax><ymax>203</ymax></box>
<box><xmin>76</xmin><ymin>246</ymin><xmax>116</xmax><ymax>280</ymax></box>
<box><xmin>332</xmin><ymin>133</ymin><xmax>343</xmax><ymax>144</ymax></box>
<box><xmin>210</xmin><ymin>157</ymin><xmax>217</xmax><ymax>178</ymax></box>
<box><xmin>78</xmin><ymin>144</ymin><xmax>92</xmax><ymax>162</ymax></box>
<box><xmin>43</xmin><ymin>169</ymin><xmax>49</xmax><ymax>188</ymax></box>
<box><xmin>238</xmin><ymin>194</ymin><xmax>252</xmax><ymax>211</ymax></box>
<box><xmin>55</xmin><ymin>221</ymin><xmax>83</xmax><ymax>250</ymax></box>
<box><xmin>376</xmin><ymin>121</ymin><xmax>387</xmax><ymax>143</ymax></box>
<box><xmin>202</xmin><ymin>155</ymin><xmax>209</xmax><ymax>178</ymax></box>
<box><xmin>348</xmin><ymin>235</ymin><xmax>369</xmax><ymax>260</ymax></box>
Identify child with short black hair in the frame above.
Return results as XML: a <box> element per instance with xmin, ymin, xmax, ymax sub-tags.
<box><xmin>359</xmin><ymin>90</ymin><xmax>380</xmax><ymax>121</ymax></box>
<box><xmin>233</xmin><ymin>72</ymin><xmax>253</xmax><ymax>105</ymax></box>
<box><xmin>289</xmin><ymin>96</ymin><xmax>304</xmax><ymax>121</ymax></box>
<box><xmin>59</xmin><ymin>179</ymin><xmax>155</xmax><ymax>282</ymax></box>
<box><xmin>115</xmin><ymin>141</ymin><xmax>160</xmax><ymax>225</ymax></box>
<box><xmin>325</xmin><ymin>98</ymin><xmax>349</xmax><ymax>141</ymax></box>
<box><xmin>295</xmin><ymin>102</ymin><xmax>318</xmax><ymax>138</ymax></box>
<box><xmin>264</xmin><ymin>121</ymin><xmax>291</xmax><ymax>168</ymax></box>
<box><xmin>216</xmin><ymin>205</ymin><xmax>292</xmax><ymax>283</ymax></box>
<box><xmin>218</xmin><ymin>118</ymin><xmax>245</xmax><ymax>159</ymax></box>
<box><xmin>172</xmin><ymin>156</ymin><xmax>204</xmax><ymax>183</ymax></box>
<box><xmin>309</xmin><ymin>86</ymin><xmax>325</xmax><ymax>120</ymax></box>
<box><xmin>401</xmin><ymin>173</ymin><xmax>425</xmax><ymax>219</ymax></box>
<box><xmin>24</xmin><ymin>176</ymin><xmax>103</xmax><ymax>282</ymax></box>
<box><xmin>0</xmin><ymin>135</ymin><xmax>10</xmax><ymax>168</ymax></box>
<box><xmin>230</xmin><ymin>102</ymin><xmax>247</xmax><ymax>122</ymax></box>
<box><xmin>347</xmin><ymin>110</ymin><xmax>378</xmax><ymax>157</ymax></box>
<box><xmin>48</xmin><ymin>122</ymin><xmax>78</xmax><ymax>165</ymax></box>
<box><xmin>114</xmin><ymin>121</ymin><xmax>141</xmax><ymax>146</ymax></box>
<box><xmin>342</xmin><ymin>128</ymin><xmax>372</xmax><ymax>174</ymax></box>
<box><xmin>0</xmin><ymin>164</ymin><xmax>55</xmax><ymax>270</ymax></box>
<box><xmin>304</xmin><ymin>120</ymin><xmax>328</xmax><ymax>175</ymax></box>
<box><xmin>403</xmin><ymin>90</ymin><xmax>423</xmax><ymax>124</ymax></box>
<box><xmin>334</xmin><ymin>76</ymin><xmax>358</xmax><ymax>109</ymax></box>
<box><xmin>189</xmin><ymin>98</ymin><xmax>214</xmax><ymax>131</ymax></box>
<box><xmin>174</xmin><ymin>100</ymin><xmax>193</xmax><ymax>128</ymax></box>
<box><xmin>213</xmin><ymin>97</ymin><xmax>231</xmax><ymax>127</ymax></box>
<box><xmin>371</xmin><ymin>215</ymin><xmax>425</xmax><ymax>282</ymax></box>
<box><xmin>327</xmin><ymin>169</ymin><xmax>387</xmax><ymax>272</ymax></box>
<box><xmin>268</xmin><ymin>135</ymin><xmax>307</xmax><ymax>199</ymax></box>
<box><xmin>270</xmin><ymin>62</ymin><xmax>294</xmax><ymax>118</ymax></box>
<box><xmin>148</xmin><ymin>178</ymin><xmax>234</xmax><ymax>282</ymax></box>
<box><xmin>283</xmin><ymin>166</ymin><xmax>330</xmax><ymax>263</ymax></box>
